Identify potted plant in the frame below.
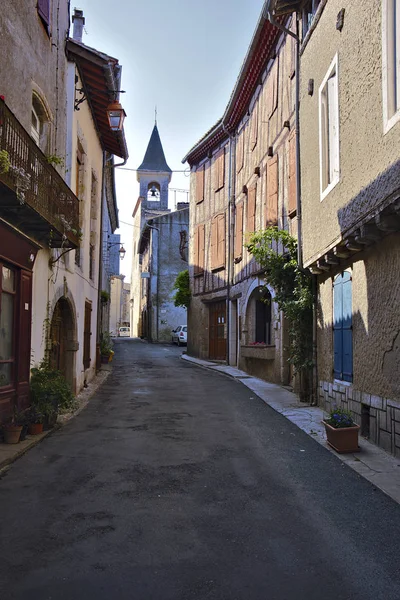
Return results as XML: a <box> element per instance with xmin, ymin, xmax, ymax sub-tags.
<box><xmin>26</xmin><ymin>406</ymin><xmax>44</xmax><ymax>435</ymax></box>
<box><xmin>322</xmin><ymin>406</ymin><xmax>360</xmax><ymax>453</ymax></box>
<box><xmin>2</xmin><ymin>409</ymin><xmax>25</xmax><ymax>444</ymax></box>
<box><xmin>100</xmin><ymin>333</ymin><xmax>113</xmax><ymax>364</ymax></box>
<box><xmin>30</xmin><ymin>362</ymin><xmax>75</xmax><ymax>428</ymax></box>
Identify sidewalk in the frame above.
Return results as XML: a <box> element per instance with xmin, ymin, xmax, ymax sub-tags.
<box><xmin>182</xmin><ymin>353</ymin><xmax>400</xmax><ymax>505</ymax></box>
<box><xmin>0</xmin><ymin>365</ymin><xmax>112</xmax><ymax>472</ymax></box>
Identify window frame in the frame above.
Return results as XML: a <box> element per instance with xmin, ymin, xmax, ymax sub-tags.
<box><xmin>382</xmin><ymin>0</ymin><xmax>400</xmax><ymax>133</ymax></box>
<box><xmin>319</xmin><ymin>53</ymin><xmax>340</xmax><ymax>201</ymax></box>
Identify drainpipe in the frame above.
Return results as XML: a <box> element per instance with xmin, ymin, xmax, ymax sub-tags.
<box><xmin>264</xmin><ymin>3</ymin><xmax>302</xmax><ymax>268</ymax></box>
<box><xmin>266</xmin><ymin>3</ymin><xmax>317</xmax><ymax>401</ymax></box>
<box><xmin>96</xmin><ymin>151</ymin><xmax>107</xmax><ymax>366</ymax></box>
<box><xmin>221</xmin><ymin>124</ymin><xmax>235</xmax><ymax>365</ymax></box>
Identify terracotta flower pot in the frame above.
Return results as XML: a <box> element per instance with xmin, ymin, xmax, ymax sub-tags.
<box><xmin>323</xmin><ymin>420</ymin><xmax>360</xmax><ymax>453</ymax></box>
<box><xmin>28</xmin><ymin>422</ymin><xmax>44</xmax><ymax>435</ymax></box>
<box><xmin>3</xmin><ymin>425</ymin><xmax>23</xmax><ymax>444</ymax></box>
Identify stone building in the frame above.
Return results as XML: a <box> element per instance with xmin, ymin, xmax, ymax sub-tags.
<box><xmin>0</xmin><ymin>3</ymin><xmax>127</xmax><ymax>421</ymax></box>
<box><xmin>183</xmin><ymin>5</ymin><xmax>296</xmax><ymax>383</ymax></box>
<box><xmin>130</xmin><ymin>124</ymin><xmax>188</xmax><ymax>341</ymax></box>
<box><xmin>138</xmin><ymin>207</ymin><xmax>189</xmax><ymax>342</ymax></box>
<box><xmin>268</xmin><ymin>0</ymin><xmax>400</xmax><ymax>455</ymax></box>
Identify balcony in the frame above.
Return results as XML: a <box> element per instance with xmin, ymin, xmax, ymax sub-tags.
<box><xmin>0</xmin><ymin>99</ymin><xmax>79</xmax><ymax>248</ymax></box>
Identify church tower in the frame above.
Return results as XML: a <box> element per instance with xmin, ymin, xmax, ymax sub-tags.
<box><xmin>130</xmin><ymin>122</ymin><xmax>173</xmax><ymax>337</ymax></box>
<box><xmin>136</xmin><ymin>124</ymin><xmax>172</xmax><ymax>215</ymax></box>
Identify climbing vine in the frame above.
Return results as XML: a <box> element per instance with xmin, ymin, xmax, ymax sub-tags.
<box><xmin>246</xmin><ymin>227</ymin><xmax>313</xmax><ymax>386</ymax></box>
<box><xmin>173</xmin><ymin>270</ymin><xmax>191</xmax><ymax>309</ymax></box>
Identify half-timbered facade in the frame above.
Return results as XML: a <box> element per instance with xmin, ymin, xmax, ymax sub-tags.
<box><xmin>183</xmin><ymin>7</ymin><xmax>297</xmax><ymax>384</ymax></box>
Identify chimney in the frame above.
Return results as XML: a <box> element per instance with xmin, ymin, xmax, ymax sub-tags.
<box><xmin>72</xmin><ymin>8</ymin><xmax>85</xmax><ymax>43</ymax></box>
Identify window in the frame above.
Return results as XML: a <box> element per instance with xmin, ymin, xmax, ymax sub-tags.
<box><xmin>302</xmin><ymin>0</ymin><xmax>322</xmax><ymax>38</ymax></box>
<box><xmin>319</xmin><ymin>55</ymin><xmax>340</xmax><ymax>199</ymax></box>
<box><xmin>31</xmin><ymin>106</ymin><xmax>41</xmax><ymax>145</ymax></box>
<box><xmin>383</xmin><ymin>0</ymin><xmax>400</xmax><ymax>131</ymax></box>
<box><xmin>211</xmin><ymin>214</ymin><xmax>225</xmax><ymax>271</ymax></box>
<box><xmin>333</xmin><ymin>271</ymin><xmax>353</xmax><ymax>383</ymax></box>
<box><xmin>255</xmin><ymin>292</ymin><xmax>272</xmax><ymax>345</ymax></box>
<box><xmin>0</xmin><ymin>265</ymin><xmax>16</xmax><ymax>389</ymax></box>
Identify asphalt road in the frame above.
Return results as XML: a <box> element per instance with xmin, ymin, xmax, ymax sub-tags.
<box><xmin>1</xmin><ymin>339</ymin><xmax>400</xmax><ymax>600</ymax></box>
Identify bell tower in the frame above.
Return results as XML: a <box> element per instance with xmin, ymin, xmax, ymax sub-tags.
<box><xmin>136</xmin><ymin>123</ymin><xmax>172</xmax><ymax>213</ymax></box>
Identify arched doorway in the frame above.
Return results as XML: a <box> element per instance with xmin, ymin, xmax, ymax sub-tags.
<box><xmin>49</xmin><ymin>297</ymin><xmax>76</xmax><ymax>390</ymax></box>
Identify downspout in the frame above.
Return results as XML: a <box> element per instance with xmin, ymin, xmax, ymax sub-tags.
<box><xmin>266</xmin><ymin>4</ymin><xmax>317</xmax><ymax>402</ymax></box>
<box><xmin>265</xmin><ymin>4</ymin><xmax>302</xmax><ymax>268</ymax></box>
<box><xmin>222</xmin><ymin>124</ymin><xmax>234</xmax><ymax>364</ymax></box>
<box><xmin>96</xmin><ymin>151</ymin><xmax>107</xmax><ymax>366</ymax></box>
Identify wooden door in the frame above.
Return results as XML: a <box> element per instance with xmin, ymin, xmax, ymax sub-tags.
<box><xmin>209</xmin><ymin>301</ymin><xmax>227</xmax><ymax>360</ymax></box>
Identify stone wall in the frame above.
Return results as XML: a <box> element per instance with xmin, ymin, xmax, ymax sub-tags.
<box><xmin>320</xmin><ymin>381</ymin><xmax>400</xmax><ymax>457</ymax></box>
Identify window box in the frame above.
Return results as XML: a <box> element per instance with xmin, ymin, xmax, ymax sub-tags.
<box><xmin>241</xmin><ymin>345</ymin><xmax>275</xmax><ymax>360</ymax></box>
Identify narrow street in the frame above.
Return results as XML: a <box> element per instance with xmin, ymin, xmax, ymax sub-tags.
<box><xmin>1</xmin><ymin>340</ymin><xmax>400</xmax><ymax>600</ymax></box>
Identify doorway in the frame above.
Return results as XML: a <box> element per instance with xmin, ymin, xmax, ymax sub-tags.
<box><xmin>209</xmin><ymin>301</ymin><xmax>226</xmax><ymax>360</ymax></box>
<box><xmin>49</xmin><ymin>297</ymin><xmax>75</xmax><ymax>390</ymax></box>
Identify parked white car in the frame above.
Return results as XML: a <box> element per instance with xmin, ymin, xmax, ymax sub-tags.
<box><xmin>118</xmin><ymin>327</ymin><xmax>130</xmax><ymax>337</ymax></box>
<box><xmin>171</xmin><ymin>325</ymin><xmax>187</xmax><ymax>346</ymax></box>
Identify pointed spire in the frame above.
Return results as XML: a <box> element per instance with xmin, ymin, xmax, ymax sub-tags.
<box><xmin>137</xmin><ymin>124</ymin><xmax>171</xmax><ymax>173</ymax></box>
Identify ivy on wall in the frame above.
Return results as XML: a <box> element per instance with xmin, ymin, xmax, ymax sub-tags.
<box><xmin>246</xmin><ymin>227</ymin><xmax>313</xmax><ymax>394</ymax></box>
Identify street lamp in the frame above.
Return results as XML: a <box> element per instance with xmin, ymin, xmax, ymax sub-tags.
<box><xmin>106</xmin><ymin>99</ymin><xmax>126</xmax><ymax>131</ymax></box>
<box><xmin>107</xmin><ymin>242</ymin><xmax>126</xmax><ymax>260</ymax></box>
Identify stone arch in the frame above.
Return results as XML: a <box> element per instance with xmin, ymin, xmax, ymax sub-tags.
<box><xmin>241</xmin><ymin>278</ymin><xmax>275</xmax><ymax>342</ymax></box>
<box><xmin>31</xmin><ymin>87</ymin><xmax>53</xmax><ymax>153</ymax></box>
<box><xmin>48</xmin><ymin>288</ymin><xmax>78</xmax><ymax>392</ymax></box>
<box><xmin>243</xmin><ymin>285</ymin><xmax>273</xmax><ymax>346</ymax></box>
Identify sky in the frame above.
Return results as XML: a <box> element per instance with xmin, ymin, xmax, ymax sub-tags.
<box><xmin>72</xmin><ymin>0</ymin><xmax>265</xmax><ymax>282</ymax></box>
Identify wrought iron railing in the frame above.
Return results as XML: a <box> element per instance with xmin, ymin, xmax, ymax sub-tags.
<box><xmin>0</xmin><ymin>98</ymin><xmax>80</xmax><ymax>247</ymax></box>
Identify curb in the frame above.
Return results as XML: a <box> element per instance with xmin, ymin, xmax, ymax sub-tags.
<box><xmin>181</xmin><ymin>353</ymin><xmax>400</xmax><ymax>505</ymax></box>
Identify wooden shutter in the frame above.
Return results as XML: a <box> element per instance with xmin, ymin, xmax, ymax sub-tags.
<box><xmin>267</xmin><ymin>60</ymin><xmax>279</xmax><ymax>118</ymax></box>
<box><xmin>333</xmin><ymin>272</ymin><xmax>353</xmax><ymax>383</ymax></box>
<box><xmin>37</xmin><ymin>0</ymin><xmax>50</xmax><ymax>28</ymax></box>
<box><xmin>266</xmin><ymin>156</ymin><xmax>278</xmax><ymax>226</ymax></box>
<box><xmin>214</xmin><ymin>149</ymin><xmax>225</xmax><ymax>192</ymax></box>
<box><xmin>217</xmin><ymin>213</ymin><xmax>226</xmax><ymax>268</ymax></box>
<box><xmin>83</xmin><ymin>301</ymin><xmax>92</xmax><ymax>370</ymax></box>
<box><xmin>196</xmin><ymin>165</ymin><xmax>204</xmax><ymax>203</ymax></box>
<box><xmin>198</xmin><ymin>224</ymin><xmax>205</xmax><ymax>274</ymax></box>
<box><xmin>193</xmin><ymin>227</ymin><xmax>199</xmax><ymax>274</ymax></box>
<box><xmin>234</xmin><ymin>202</ymin><xmax>244</xmax><ymax>260</ymax></box>
<box><xmin>247</xmin><ymin>186</ymin><xmax>256</xmax><ymax>233</ymax></box>
<box><xmin>236</xmin><ymin>131</ymin><xmax>244</xmax><ymax>173</ymax></box>
<box><xmin>288</xmin><ymin>131</ymin><xmax>297</xmax><ymax>216</ymax></box>
<box><xmin>211</xmin><ymin>217</ymin><xmax>218</xmax><ymax>270</ymax></box>
<box><xmin>219</xmin><ymin>149</ymin><xmax>225</xmax><ymax>190</ymax></box>
<box><xmin>211</xmin><ymin>214</ymin><xmax>225</xmax><ymax>270</ymax></box>
<box><xmin>194</xmin><ymin>225</ymin><xmax>204</xmax><ymax>276</ymax></box>
<box><xmin>250</xmin><ymin>103</ymin><xmax>258</xmax><ymax>151</ymax></box>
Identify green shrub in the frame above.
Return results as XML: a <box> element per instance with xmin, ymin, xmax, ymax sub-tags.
<box><xmin>30</xmin><ymin>362</ymin><xmax>75</xmax><ymax>418</ymax></box>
